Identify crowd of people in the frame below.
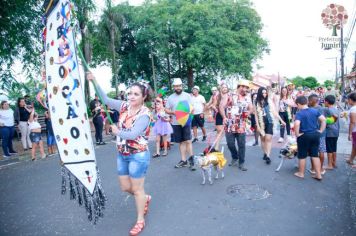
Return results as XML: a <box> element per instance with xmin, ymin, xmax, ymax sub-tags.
<box><xmin>0</xmin><ymin>96</ymin><xmax>56</xmax><ymax>161</ymax></box>
<box><xmin>1</xmin><ymin>76</ymin><xmax>356</xmax><ymax>235</ymax></box>
<box><xmin>86</xmin><ymin>74</ymin><xmax>356</xmax><ymax>235</ymax></box>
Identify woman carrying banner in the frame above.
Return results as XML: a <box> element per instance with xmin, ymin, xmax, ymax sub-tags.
<box><xmin>87</xmin><ymin>72</ymin><xmax>152</xmax><ymax>236</ymax></box>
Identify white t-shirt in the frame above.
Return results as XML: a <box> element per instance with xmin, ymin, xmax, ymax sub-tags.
<box><xmin>0</xmin><ymin>109</ymin><xmax>14</xmax><ymax>126</ymax></box>
<box><xmin>191</xmin><ymin>94</ymin><xmax>206</xmax><ymax>115</ymax></box>
<box><xmin>28</xmin><ymin>120</ymin><xmax>41</xmax><ymax>130</ymax></box>
<box><xmin>349</xmin><ymin>106</ymin><xmax>356</xmax><ymax>132</ymax></box>
<box><xmin>167</xmin><ymin>92</ymin><xmax>192</xmax><ymax>125</ymax></box>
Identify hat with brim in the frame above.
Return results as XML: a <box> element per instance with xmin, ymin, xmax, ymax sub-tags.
<box><xmin>193</xmin><ymin>85</ymin><xmax>200</xmax><ymax>91</ymax></box>
<box><xmin>237</xmin><ymin>80</ymin><xmax>250</xmax><ymax>88</ymax></box>
<box><xmin>172</xmin><ymin>78</ymin><xmax>183</xmax><ymax>86</ymax></box>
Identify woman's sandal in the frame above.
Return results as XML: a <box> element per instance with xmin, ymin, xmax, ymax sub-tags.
<box><xmin>144</xmin><ymin>195</ymin><xmax>152</xmax><ymax>215</ymax></box>
<box><xmin>162</xmin><ymin>152</ymin><xmax>168</xmax><ymax>156</ymax></box>
<box><xmin>129</xmin><ymin>220</ymin><xmax>145</xmax><ymax>236</ymax></box>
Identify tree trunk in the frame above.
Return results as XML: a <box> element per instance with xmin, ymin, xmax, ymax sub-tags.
<box><xmin>187</xmin><ymin>65</ymin><xmax>194</xmax><ymax>90</ymax></box>
<box><xmin>166</xmin><ymin>54</ymin><xmax>171</xmax><ymax>89</ymax></box>
<box><xmin>80</xmin><ymin>8</ymin><xmax>91</xmax><ymax>107</ymax></box>
<box><xmin>109</xmin><ymin>13</ymin><xmax>117</xmax><ymax>97</ymax></box>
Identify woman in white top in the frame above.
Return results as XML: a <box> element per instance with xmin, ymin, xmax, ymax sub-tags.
<box><xmin>346</xmin><ymin>92</ymin><xmax>356</xmax><ymax>168</ymax></box>
<box><xmin>0</xmin><ymin>101</ymin><xmax>17</xmax><ymax>158</ymax></box>
<box><xmin>28</xmin><ymin>107</ymin><xmax>46</xmax><ymax>161</ymax></box>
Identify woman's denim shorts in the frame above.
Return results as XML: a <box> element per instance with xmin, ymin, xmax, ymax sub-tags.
<box><xmin>30</xmin><ymin>132</ymin><xmax>42</xmax><ymax>144</ymax></box>
<box><xmin>117</xmin><ymin>151</ymin><xmax>150</xmax><ymax>178</ymax></box>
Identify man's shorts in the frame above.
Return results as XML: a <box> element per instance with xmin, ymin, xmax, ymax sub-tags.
<box><xmin>30</xmin><ymin>132</ymin><xmax>42</xmax><ymax>144</ymax></box>
<box><xmin>297</xmin><ymin>132</ymin><xmax>320</xmax><ymax>159</ymax></box>
<box><xmin>192</xmin><ymin>114</ymin><xmax>205</xmax><ymax>128</ymax></box>
<box><xmin>353</xmin><ymin>132</ymin><xmax>356</xmax><ymax>147</ymax></box>
<box><xmin>117</xmin><ymin>151</ymin><xmax>150</xmax><ymax>178</ymax></box>
<box><xmin>326</xmin><ymin>137</ymin><xmax>338</xmax><ymax>153</ymax></box>
<box><xmin>172</xmin><ymin>125</ymin><xmax>192</xmax><ymax>143</ymax></box>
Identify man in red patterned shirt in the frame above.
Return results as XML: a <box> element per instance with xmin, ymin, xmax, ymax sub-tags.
<box><xmin>220</xmin><ymin>80</ymin><xmax>253</xmax><ymax>171</ymax></box>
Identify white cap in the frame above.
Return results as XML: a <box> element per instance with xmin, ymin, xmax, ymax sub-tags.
<box><xmin>193</xmin><ymin>85</ymin><xmax>200</xmax><ymax>91</ymax></box>
<box><xmin>211</xmin><ymin>86</ymin><xmax>217</xmax><ymax>91</ymax></box>
<box><xmin>172</xmin><ymin>78</ymin><xmax>183</xmax><ymax>86</ymax></box>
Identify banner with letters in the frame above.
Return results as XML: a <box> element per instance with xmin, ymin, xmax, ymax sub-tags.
<box><xmin>43</xmin><ymin>0</ymin><xmax>106</xmax><ymax>223</ymax></box>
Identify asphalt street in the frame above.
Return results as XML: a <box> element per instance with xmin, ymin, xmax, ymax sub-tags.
<box><xmin>0</xmin><ymin>133</ymin><xmax>354</xmax><ymax>236</ymax></box>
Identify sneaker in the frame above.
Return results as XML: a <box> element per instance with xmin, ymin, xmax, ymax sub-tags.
<box><xmin>278</xmin><ymin>137</ymin><xmax>284</xmax><ymax>143</ymax></box>
<box><xmin>192</xmin><ymin>138</ymin><xmax>198</xmax><ymax>143</ymax></box>
<box><xmin>263</xmin><ymin>154</ymin><xmax>267</xmax><ymax>161</ymax></box>
<box><xmin>3</xmin><ymin>155</ymin><xmax>11</xmax><ymax>159</ymax></box>
<box><xmin>9</xmin><ymin>151</ymin><xmax>18</xmax><ymax>155</ymax></box>
<box><xmin>229</xmin><ymin>159</ymin><xmax>239</xmax><ymax>166</ymax></box>
<box><xmin>265</xmin><ymin>157</ymin><xmax>271</xmax><ymax>165</ymax></box>
<box><xmin>100</xmin><ymin>142</ymin><xmax>106</xmax><ymax>145</ymax></box>
<box><xmin>202</xmin><ymin>136</ymin><xmax>207</xmax><ymax>142</ymax></box>
<box><xmin>175</xmin><ymin>160</ymin><xmax>188</xmax><ymax>168</ymax></box>
<box><xmin>96</xmin><ymin>142</ymin><xmax>100</xmax><ymax>145</ymax></box>
<box><xmin>252</xmin><ymin>142</ymin><xmax>258</xmax><ymax>146</ymax></box>
<box><xmin>239</xmin><ymin>164</ymin><xmax>247</xmax><ymax>171</ymax></box>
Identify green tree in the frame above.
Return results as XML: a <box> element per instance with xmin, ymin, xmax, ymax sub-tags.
<box><xmin>303</xmin><ymin>76</ymin><xmax>319</xmax><ymax>89</ymax></box>
<box><xmin>91</xmin><ymin>0</ymin><xmax>268</xmax><ymax>91</ymax></box>
<box><xmin>0</xmin><ymin>0</ymin><xmax>42</xmax><ymax>84</ymax></box>
<box><xmin>291</xmin><ymin>76</ymin><xmax>304</xmax><ymax>88</ymax></box>
<box><xmin>323</xmin><ymin>79</ymin><xmax>334</xmax><ymax>88</ymax></box>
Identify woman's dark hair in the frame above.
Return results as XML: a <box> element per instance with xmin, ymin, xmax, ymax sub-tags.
<box><xmin>280</xmin><ymin>87</ymin><xmax>289</xmax><ymax>100</ymax></box>
<box><xmin>17</xmin><ymin>97</ymin><xmax>25</xmax><ymax>107</ymax></box>
<box><xmin>348</xmin><ymin>92</ymin><xmax>356</xmax><ymax>102</ymax></box>
<box><xmin>1</xmin><ymin>100</ymin><xmax>8</xmax><ymax>109</ymax></box>
<box><xmin>256</xmin><ymin>87</ymin><xmax>268</xmax><ymax>106</ymax></box>
<box><xmin>131</xmin><ymin>82</ymin><xmax>152</xmax><ymax>102</ymax></box>
<box><xmin>251</xmin><ymin>93</ymin><xmax>257</xmax><ymax>102</ymax></box>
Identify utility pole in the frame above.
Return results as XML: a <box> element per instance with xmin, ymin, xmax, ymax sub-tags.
<box><xmin>340</xmin><ymin>22</ymin><xmax>345</xmax><ymax>92</ymax></box>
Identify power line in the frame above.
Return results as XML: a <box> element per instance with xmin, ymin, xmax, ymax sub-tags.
<box><xmin>344</xmin><ymin>2</ymin><xmax>356</xmax><ymax>55</ymax></box>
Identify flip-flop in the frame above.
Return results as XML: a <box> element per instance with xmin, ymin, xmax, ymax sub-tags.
<box><xmin>312</xmin><ymin>176</ymin><xmax>322</xmax><ymax>181</ymax></box>
<box><xmin>345</xmin><ymin>159</ymin><xmax>353</xmax><ymax>165</ymax></box>
<box><xmin>324</xmin><ymin>166</ymin><xmax>334</xmax><ymax>170</ymax></box>
<box><xmin>294</xmin><ymin>172</ymin><xmax>304</xmax><ymax>179</ymax></box>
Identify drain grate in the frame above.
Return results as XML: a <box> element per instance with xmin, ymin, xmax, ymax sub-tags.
<box><xmin>226</xmin><ymin>184</ymin><xmax>271</xmax><ymax>200</ymax></box>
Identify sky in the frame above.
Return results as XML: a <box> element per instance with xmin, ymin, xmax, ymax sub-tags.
<box><xmin>5</xmin><ymin>0</ymin><xmax>355</xmax><ymax>99</ymax></box>
<box><xmin>89</xmin><ymin>0</ymin><xmax>356</xmax><ymax>93</ymax></box>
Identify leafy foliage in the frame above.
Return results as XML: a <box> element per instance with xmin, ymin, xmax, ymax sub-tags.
<box><xmin>323</xmin><ymin>79</ymin><xmax>334</xmax><ymax>88</ymax></box>
<box><xmin>90</xmin><ymin>0</ymin><xmax>268</xmax><ymax>98</ymax></box>
<box><xmin>291</xmin><ymin>76</ymin><xmax>320</xmax><ymax>89</ymax></box>
<box><xmin>0</xmin><ymin>0</ymin><xmax>43</xmax><ymax>86</ymax></box>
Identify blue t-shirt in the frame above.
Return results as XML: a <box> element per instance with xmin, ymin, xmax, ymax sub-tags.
<box><xmin>295</xmin><ymin>108</ymin><xmax>321</xmax><ymax>134</ymax></box>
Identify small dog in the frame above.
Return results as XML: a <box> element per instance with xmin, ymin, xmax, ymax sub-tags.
<box><xmin>276</xmin><ymin>138</ymin><xmax>298</xmax><ymax>172</ymax></box>
<box><xmin>279</xmin><ymin>138</ymin><xmax>298</xmax><ymax>159</ymax></box>
<box><xmin>190</xmin><ymin>147</ymin><xmax>227</xmax><ymax>185</ymax></box>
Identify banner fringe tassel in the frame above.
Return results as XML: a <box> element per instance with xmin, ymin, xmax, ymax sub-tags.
<box><xmin>60</xmin><ymin>166</ymin><xmax>107</xmax><ymax>224</ymax></box>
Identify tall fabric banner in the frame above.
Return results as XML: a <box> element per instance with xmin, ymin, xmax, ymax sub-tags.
<box><xmin>43</xmin><ymin>0</ymin><xmax>106</xmax><ymax>223</ymax></box>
